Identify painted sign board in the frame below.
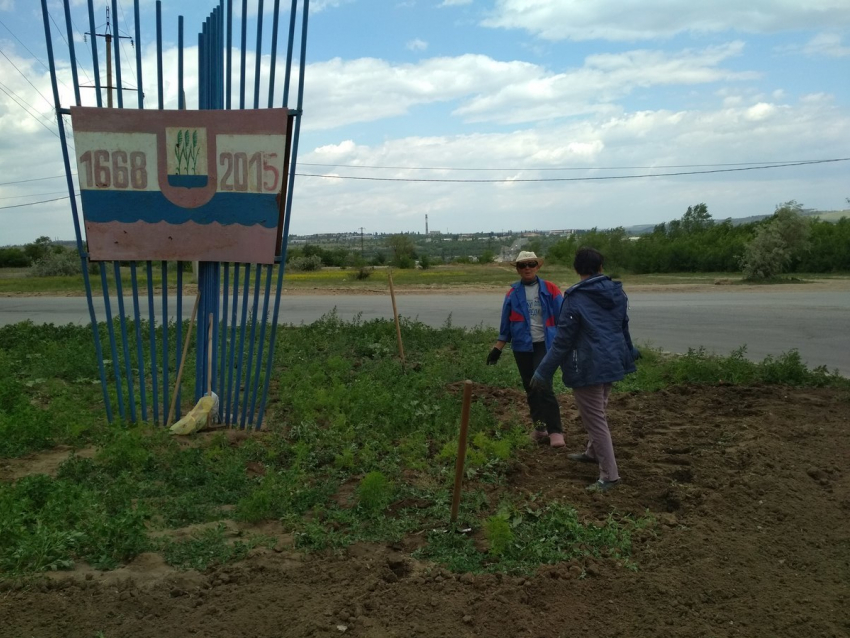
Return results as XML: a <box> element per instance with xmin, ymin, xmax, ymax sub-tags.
<box><xmin>70</xmin><ymin>108</ymin><xmax>290</xmax><ymax>264</ymax></box>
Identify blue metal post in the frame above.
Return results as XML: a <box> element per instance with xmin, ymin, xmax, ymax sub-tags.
<box><xmin>253</xmin><ymin>0</ymin><xmax>264</xmax><ymax>109</ymax></box>
<box><xmin>134</xmin><ymin>0</ymin><xmax>144</xmax><ymax>108</ymax></box>
<box><xmin>268</xmin><ymin>0</ymin><xmax>281</xmax><ymax>108</ymax></box>
<box><xmin>61</xmin><ymin>0</ymin><xmax>81</xmax><ymax>106</ymax></box>
<box><xmin>226</xmin><ymin>263</ymin><xmax>240</xmax><ymax>423</ymax></box>
<box><xmin>147</xmin><ymin>262</ymin><xmax>159</xmax><ymax>423</ymax></box>
<box><xmin>42</xmin><ymin>0</ymin><xmax>112</xmax><ymax>421</ymax></box>
<box><xmin>258</xmin><ymin>0</ymin><xmax>310</xmax><ymax>428</ymax></box>
<box><xmin>226</xmin><ymin>0</ymin><xmax>233</xmax><ymax>109</ymax></box>
<box><xmin>176</xmin><ymin>265</ymin><xmax>183</xmax><ymax>416</ymax></box>
<box><xmin>161</xmin><ymin>261</ymin><xmax>169</xmax><ymax>420</ymax></box>
<box><xmin>111</xmin><ymin>0</ymin><xmax>123</xmax><ymax>108</ymax></box>
<box><xmin>156</xmin><ymin>1</ymin><xmax>164</xmax><ymax>109</ymax></box>
<box><xmin>130</xmin><ymin>263</ymin><xmax>148</xmax><ymax>421</ymax></box>
<box><xmin>239</xmin><ymin>0</ymin><xmax>247</xmax><ymax>108</ymax></box>
<box><xmin>100</xmin><ymin>267</ymin><xmax>125</xmax><ymax>419</ymax></box>
<box><xmin>86</xmin><ymin>0</ymin><xmax>103</xmax><ymax>107</ymax></box>
<box><xmin>113</xmin><ymin>262</ymin><xmax>137</xmax><ymax>422</ymax></box>
<box><xmin>178</xmin><ymin>16</ymin><xmax>185</xmax><ymax>110</ymax></box>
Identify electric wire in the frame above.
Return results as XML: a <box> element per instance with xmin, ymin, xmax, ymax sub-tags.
<box><xmin>297</xmin><ymin>157</ymin><xmax>850</xmax><ymax>183</ymax></box>
<box><xmin>0</xmin><ymin>47</ymin><xmax>56</xmax><ymax>112</ymax></box>
<box><xmin>0</xmin><ymin>195</ymin><xmax>78</xmax><ymax>211</ymax></box>
<box><xmin>0</xmin><ymin>190</ymin><xmax>75</xmax><ymax>201</ymax></box>
<box><xmin>0</xmin><ymin>82</ymin><xmax>62</xmax><ymax>140</ymax></box>
<box><xmin>116</xmin><ymin>0</ymin><xmax>138</xmax><ymax>86</ymax></box>
<box><xmin>0</xmin><ymin>174</ymin><xmax>73</xmax><ymax>186</ymax></box>
<box><xmin>0</xmin><ymin>17</ymin><xmax>75</xmax><ymax>94</ymax></box>
<box><xmin>299</xmin><ymin>158</ymin><xmax>844</xmax><ymax>171</ymax></box>
<box><xmin>46</xmin><ymin>10</ymin><xmax>94</xmax><ymax>86</ymax></box>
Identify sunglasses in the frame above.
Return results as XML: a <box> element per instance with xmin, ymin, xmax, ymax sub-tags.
<box><xmin>516</xmin><ymin>262</ymin><xmax>538</xmax><ymax>269</ymax></box>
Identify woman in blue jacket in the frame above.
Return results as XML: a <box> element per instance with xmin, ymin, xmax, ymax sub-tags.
<box><xmin>531</xmin><ymin>247</ymin><xmax>638</xmax><ymax>491</ymax></box>
<box><xmin>487</xmin><ymin>251</ymin><xmax>565</xmax><ymax>447</ymax></box>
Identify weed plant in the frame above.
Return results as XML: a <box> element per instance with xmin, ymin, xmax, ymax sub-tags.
<box><xmin>1</xmin><ymin>316</ymin><xmax>846</xmax><ymax>579</ymax></box>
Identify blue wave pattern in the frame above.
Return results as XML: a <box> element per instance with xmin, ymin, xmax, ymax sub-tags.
<box><xmin>80</xmin><ymin>191</ymin><xmax>279</xmax><ymax>228</ymax></box>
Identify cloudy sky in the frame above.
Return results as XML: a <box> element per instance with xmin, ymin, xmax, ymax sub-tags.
<box><xmin>1</xmin><ymin>0</ymin><xmax>849</xmax><ymax>245</ymax></box>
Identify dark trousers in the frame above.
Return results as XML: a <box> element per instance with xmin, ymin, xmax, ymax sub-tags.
<box><xmin>513</xmin><ymin>342</ymin><xmax>563</xmax><ymax>434</ymax></box>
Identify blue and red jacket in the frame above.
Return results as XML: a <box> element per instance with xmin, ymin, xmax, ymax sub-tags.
<box><xmin>497</xmin><ymin>277</ymin><xmax>563</xmax><ymax>352</ymax></box>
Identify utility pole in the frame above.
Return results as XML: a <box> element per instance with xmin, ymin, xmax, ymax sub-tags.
<box><xmin>425</xmin><ymin>214</ymin><xmax>429</xmax><ymax>236</ymax></box>
<box><xmin>358</xmin><ymin>227</ymin><xmax>365</xmax><ymax>255</ymax></box>
<box><xmin>85</xmin><ymin>6</ymin><xmax>134</xmax><ymax>108</ymax></box>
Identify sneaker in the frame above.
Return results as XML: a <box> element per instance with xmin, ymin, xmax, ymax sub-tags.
<box><xmin>529</xmin><ymin>429</ymin><xmax>549</xmax><ymax>443</ymax></box>
<box><xmin>568</xmin><ymin>452</ymin><xmax>598</xmax><ymax>464</ymax></box>
<box><xmin>549</xmin><ymin>433</ymin><xmax>565</xmax><ymax>448</ymax></box>
<box><xmin>586</xmin><ymin>479</ymin><xmax>620</xmax><ymax>493</ymax></box>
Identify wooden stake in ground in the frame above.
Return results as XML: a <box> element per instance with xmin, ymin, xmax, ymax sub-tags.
<box><xmin>450</xmin><ymin>380</ymin><xmax>473</xmax><ymax>525</ymax></box>
<box><xmin>166</xmin><ymin>292</ymin><xmax>201</xmax><ymax>427</ymax></box>
<box><xmin>387</xmin><ymin>268</ymin><xmax>406</xmax><ymax>366</ymax></box>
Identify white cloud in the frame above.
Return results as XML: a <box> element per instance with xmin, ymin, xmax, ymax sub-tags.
<box><xmin>311</xmin><ymin>0</ymin><xmax>354</xmax><ymax>13</ymax></box>
<box><xmin>291</xmin><ymin>98</ymin><xmax>850</xmax><ymax>235</ymax></box>
<box><xmin>800</xmin><ymin>33</ymin><xmax>850</xmax><ymax>58</ymax></box>
<box><xmin>483</xmin><ymin>0</ymin><xmax>850</xmax><ymax>41</ymax></box>
<box><xmin>440</xmin><ymin>0</ymin><xmax>473</xmax><ymax>6</ymax></box>
<box><xmin>302</xmin><ymin>43</ymin><xmax>753</xmax><ymax>130</ymax></box>
<box><xmin>406</xmin><ymin>38</ymin><xmax>428</xmax><ymax>51</ymax></box>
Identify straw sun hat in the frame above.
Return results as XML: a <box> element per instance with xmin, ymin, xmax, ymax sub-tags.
<box><xmin>511</xmin><ymin>251</ymin><xmax>543</xmax><ymax>267</ymax></box>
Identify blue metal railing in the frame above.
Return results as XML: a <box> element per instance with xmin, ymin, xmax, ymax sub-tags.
<box><xmin>40</xmin><ymin>0</ymin><xmax>309</xmax><ymax>429</ymax></box>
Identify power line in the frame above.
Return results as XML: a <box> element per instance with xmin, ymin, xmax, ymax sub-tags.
<box><xmin>0</xmin><ymin>189</ymin><xmax>73</xmax><ymax>201</ymax></box>
<box><xmin>0</xmin><ymin>174</ymin><xmax>73</xmax><ymax>186</ymax></box>
<box><xmin>47</xmin><ymin>10</ymin><xmax>93</xmax><ymax>87</ymax></box>
<box><xmin>0</xmin><ymin>195</ymin><xmax>77</xmax><ymax>211</ymax></box>
<box><xmin>0</xmin><ymin>17</ymin><xmax>75</xmax><ymax>94</ymax></box>
<box><xmin>296</xmin><ymin>158</ymin><xmax>850</xmax><ymax>183</ymax></box>
<box><xmin>299</xmin><ymin>158</ymin><xmax>844</xmax><ymax>171</ymax></box>
<box><xmin>4</xmin><ymin>158</ymin><xmax>845</xmax><ymax>203</ymax></box>
<box><xmin>0</xmin><ymin>46</ymin><xmax>56</xmax><ymax>112</ymax></box>
<box><xmin>0</xmin><ymin>82</ymin><xmax>62</xmax><ymax>140</ymax></box>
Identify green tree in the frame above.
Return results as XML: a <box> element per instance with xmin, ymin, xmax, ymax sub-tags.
<box><xmin>0</xmin><ymin>247</ymin><xmax>30</xmax><ymax>268</ymax></box>
<box><xmin>23</xmin><ymin>236</ymin><xmax>54</xmax><ymax>264</ymax></box>
<box><xmin>739</xmin><ymin>201</ymin><xmax>810</xmax><ymax>280</ymax></box>
<box><xmin>387</xmin><ymin>234</ymin><xmax>416</xmax><ymax>268</ymax></box>
<box><xmin>479</xmin><ymin>249</ymin><xmax>495</xmax><ymax>264</ymax></box>
<box><xmin>681</xmin><ymin>203</ymin><xmax>713</xmax><ymax>234</ymax></box>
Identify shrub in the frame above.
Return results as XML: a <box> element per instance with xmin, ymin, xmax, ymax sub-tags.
<box><xmin>30</xmin><ymin>250</ymin><xmax>81</xmax><ymax>277</ymax></box>
<box><xmin>483</xmin><ymin>515</ymin><xmax>513</xmax><ymax>556</ymax></box>
<box><xmin>357</xmin><ymin>471</ymin><xmax>393</xmax><ymax>512</ymax></box>
<box><xmin>288</xmin><ymin>255</ymin><xmax>323</xmax><ymax>272</ymax></box>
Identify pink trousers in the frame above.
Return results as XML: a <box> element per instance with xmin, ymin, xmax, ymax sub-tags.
<box><xmin>572</xmin><ymin>383</ymin><xmax>619</xmax><ymax>482</ymax></box>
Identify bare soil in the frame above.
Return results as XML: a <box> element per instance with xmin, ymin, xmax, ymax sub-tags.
<box><xmin>2</xmin><ymin>384</ymin><xmax>849</xmax><ymax>638</ymax></box>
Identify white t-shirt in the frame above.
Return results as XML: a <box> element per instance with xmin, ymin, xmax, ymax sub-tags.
<box><xmin>524</xmin><ymin>281</ymin><xmax>545</xmax><ymax>343</ymax></box>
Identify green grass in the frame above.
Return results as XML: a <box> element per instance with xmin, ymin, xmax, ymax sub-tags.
<box><xmin>2</xmin><ymin>263</ymin><xmax>849</xmax><ymax>295</ymax></box>
<box><xmin>1</xmin><ymin>317</ymin><xmax>847</xmax><ymax>579</ymax></box>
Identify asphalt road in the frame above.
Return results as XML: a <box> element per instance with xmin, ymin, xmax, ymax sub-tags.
<box><xmin>1</xmin><ymin>289</ymin><xmax>848</xmax><ymax>374</ymax></box>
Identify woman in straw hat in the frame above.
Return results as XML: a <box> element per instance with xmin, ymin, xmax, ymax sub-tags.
<box><xmin>486</xmin><ymin>251</ymin><xmax>566</xmax><ymax>447</ymax></box>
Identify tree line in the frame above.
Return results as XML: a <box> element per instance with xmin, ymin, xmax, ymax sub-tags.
<box><xmin>4</xmin><ymin>201</ymin><xmax>848</xmax><ymax>280</ymax></box>
<box><xmin>539</xmin><ymin>201</ymin><xmax>850</xmax><ymax>279</ymax></box>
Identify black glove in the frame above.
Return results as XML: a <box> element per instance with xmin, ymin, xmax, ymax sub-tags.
<box><xmin>486</xmin><ymin>347</ymin><xmax>502</xmax><ymax>365</ymax></box>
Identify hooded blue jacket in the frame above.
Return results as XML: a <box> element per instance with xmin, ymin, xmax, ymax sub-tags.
<box><xmin>533</xmin><ymin>275</ymin><xmax>637</xmax><ymax>388</ymax></box>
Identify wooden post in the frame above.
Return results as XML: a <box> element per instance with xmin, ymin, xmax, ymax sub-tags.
<box><xmin>388</xmin><ymin>268</ymin><xmax>406</xmax><ymax>366</ymax></box>
<box><xmin>166</xmin><ymin>292</ymin><xmax>201</xmax><ymax>427</ymax></box>
<box><xmin>450</xmin><ymin>380</ymin><xmax>473</xmax><ymax>525</ymax></box>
